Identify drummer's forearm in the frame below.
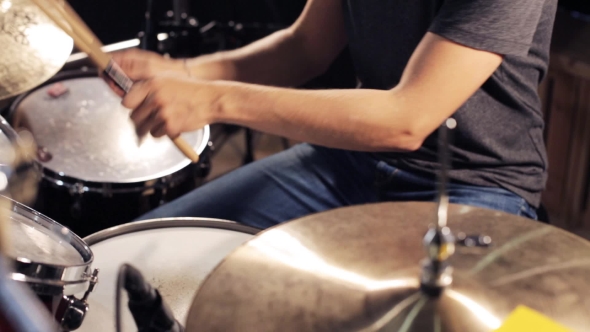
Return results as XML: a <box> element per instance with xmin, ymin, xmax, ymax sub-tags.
<box><xmin>185</xmin><ymin>29</ymin><xmax>333</xmax><ymax>87</ymax></box>
<box><xmin>210</xmin><ymin>82</ymin><xmax>425</xmax><ymax>152</ymax></box>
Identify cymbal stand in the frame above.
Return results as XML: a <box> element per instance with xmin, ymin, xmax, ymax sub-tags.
<box><xmin>419</xmin><ymin>118</ymin><xmax>494</xmax><ymax>297</ymax></box>
<box><xmin>419</xmin><ymin>119</ymin><xmax>457</xmax><ymax>295</ymax></box>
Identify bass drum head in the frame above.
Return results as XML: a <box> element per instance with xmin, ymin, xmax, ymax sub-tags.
<box><xmin>9</xmin><ymin>69</ymin><xmax>209</xmax><ymax>184</ymax></box>
<box><xmin>79</xmin><ymin>218</ymin><xmax>259</xmax><ymax>332</ymax></box>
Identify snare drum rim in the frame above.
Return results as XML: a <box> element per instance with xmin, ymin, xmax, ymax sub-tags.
<box><xmin>0</xmin><ymin>116</ymin><xmax>19</xmax><ymax>143</ymax></box>
<box><xmin>3</xmin><ymin>197</ymin><xmax>94</xmax><ymax>290</ymax></box>
<box><xmin>7</xmin><ymin>69</ymin><xmax>211</xmax><ymax>186</ymax></box>
<box><xmin>0</xmin><ymin>116</ymin><xmax>19</xmax><ymax>175</ymax></box>
<box><xmin>83</xmin><ymin>217</ymin><xmax>261</xmax><ymax>245</ymax></box>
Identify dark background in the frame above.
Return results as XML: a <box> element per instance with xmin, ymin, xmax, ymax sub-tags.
<box><xmin>69</xmin><ymin>0</ymin><xmax>308</xmax><ymax>45</ymax></box>
<box><xmin>70</xmin><ymin>0</ymin><xmax>590</xmax><ymax>46</ymax></box>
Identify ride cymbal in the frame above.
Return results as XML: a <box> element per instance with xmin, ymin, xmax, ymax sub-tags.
<box><xmin>186</xmin><ymin>202</ymin><xmax>590</xmax><ymax>332</ymax></box>
<box><xmin>0</xmin><ymin>0</ymin><xmax>72</xmax><ymax>101</ymax></box>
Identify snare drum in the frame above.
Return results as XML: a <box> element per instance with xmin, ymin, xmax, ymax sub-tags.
<box><xmin>1</xmin><ymin>196</ymin><xmax>98</xmax><ymax>331</ymax></box>
<box><xmin>8</xmin><ymin>69</ymin><xmax>212</xmax><ymax>237</ymax></box>
<box><xmin>79</xmin><ymin>218</ymin><xmax>259</xmax><ymax>331</ymax></box>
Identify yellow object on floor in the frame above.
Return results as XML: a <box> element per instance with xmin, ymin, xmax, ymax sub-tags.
<box><xmin>495</xmin><ymin>306</ymin><xmax>572</xmax><ymax>332</ymax></box>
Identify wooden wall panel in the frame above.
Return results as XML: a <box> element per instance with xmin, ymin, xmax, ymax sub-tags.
<box><xmin>564</xmin><ymin>79</ymin><xmax>590</xmax><ymax>228</ymax></box>
<box><xmin>541</xmin><ymin>71</ymin><xmax>580</xmax><ymax>227</ymax></box>
<box><xmin>577</xmin><ymin>80</ymin><xmax>590</xmax><ymax>230</ymax></box>
<box><xmin>539</xmin><ymin>10</ymin><xmax>590</xmax><ymax>233</ymax></box>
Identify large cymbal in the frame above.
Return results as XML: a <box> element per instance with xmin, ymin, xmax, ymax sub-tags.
<box><xmin>0</xmin><ymin>0</ymin><xmax>73</xmax><ymax>101</ymax></box>
<box><xmin>186</xmin><ymin>202</ymin><xmax>590</xmax><ymax>332</ymax></box>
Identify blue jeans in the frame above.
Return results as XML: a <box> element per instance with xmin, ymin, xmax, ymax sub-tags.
<box><xmin>137</xmin><ymin>143</ymin><xmax>538</xmax><ymax>229</ymax></box>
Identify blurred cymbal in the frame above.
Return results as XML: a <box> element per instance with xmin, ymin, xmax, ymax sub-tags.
<box><xmin>186</xmin><ymin>202</ymin><xmax>590</xmax><ymax>332</ymax></box>
<box><xmin>0</xmin><ymin>0</ymin><xmax>73</xmax><ymax>101</ymax></box>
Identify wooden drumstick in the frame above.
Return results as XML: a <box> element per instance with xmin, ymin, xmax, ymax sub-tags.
<box><xmin>30</xmin><ymin>0</ymin><xmax>200</xmax><ymax>163</ymax></box>
<box><xmin>0</xmin><ymin>199</ymin><xmax>11</xmax><ymax>256</ymax></box>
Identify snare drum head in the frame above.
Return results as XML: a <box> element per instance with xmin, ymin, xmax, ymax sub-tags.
<box><xmin>2</xmin><ymin>198</ymin><xmax>86</xmax><ymax>266</ymax></box>
<box><xmin>12</xmin><ymin>76</ymin><xmax>209</xmax><ymax>183</ymax></box>
<box><xmin>80</xmin><ymin>219</ymin><xmax>256</xmax><ymax>332</ymax></box>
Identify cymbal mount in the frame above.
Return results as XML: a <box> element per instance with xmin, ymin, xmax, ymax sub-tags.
<box><xmin>419</xmin><ymin>119</ymin><xmax>457</xmax><ymax>295</ymax></box>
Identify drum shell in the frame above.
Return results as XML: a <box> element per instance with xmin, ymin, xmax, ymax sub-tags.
<box><xmin>32</xmin><ymin>157</ymin><xmax>211</xmax><ymax>237</ymax></box>
<box><xmin>7</xmin><ymin>69</ymin><xmax>212</xmax><ymax>237</ymax></box>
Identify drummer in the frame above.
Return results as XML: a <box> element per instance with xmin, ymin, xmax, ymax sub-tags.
<box><xmin>109</xmin><ymin>0</ymin><xmax>556</xmax><ymax>229</ymax></box>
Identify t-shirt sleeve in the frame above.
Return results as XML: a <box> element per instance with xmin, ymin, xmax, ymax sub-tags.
<box><xmin>429</xmin><ymin>0</ymin><xmax>546</xmax><ymax>56</ymax></box>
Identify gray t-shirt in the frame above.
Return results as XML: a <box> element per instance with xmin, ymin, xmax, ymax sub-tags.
<box><xmin>342</xmin><ymin>0</ymin><xmax>558</xmax><ymax>207</ymax></box>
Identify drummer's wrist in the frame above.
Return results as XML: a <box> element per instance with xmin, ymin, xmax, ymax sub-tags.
<box><xmin>166</xmin><ymin>58</ymin><xmax>190</xmax><ymax>78</ymax></box>
<box><xmin>183</xmin><ymin>54</ymin><xmax>238</xmax><ymax>81</ymax></box>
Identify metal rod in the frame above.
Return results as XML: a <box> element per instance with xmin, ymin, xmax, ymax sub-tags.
<box><xmin>436</xmin><ymin>118</ymin><xmax>455</xmax><ymax>229</ymax></box>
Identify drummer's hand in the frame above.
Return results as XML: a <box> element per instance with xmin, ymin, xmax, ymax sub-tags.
<box><xmin>121</xmin><ymin>74</ymin><xmax>218</xmax><ymax>138</ymax></box>
<box><xmin>105</xmin><ymin>49</ymin><xmax>186</xmax><ymax>97</ymax></box>
<box><xmin>112</xmin><ymin>48</ymin><xmax>186</xmax><ymax>81</ymax></box>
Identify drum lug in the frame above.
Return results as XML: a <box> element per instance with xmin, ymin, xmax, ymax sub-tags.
<box><xmin>101</xmin><ymin>183</ymin><xmax>113</xmax><ymax>197</ymax></box>
<box><xmin>69</xmin><ymin>182</ymin><xmax>87</xmax><ymax>196</ymax></box>
<box><xmin>82</xmin><ymin>269</ymin><xmax>99</xmax><ymax>301</ymax></box>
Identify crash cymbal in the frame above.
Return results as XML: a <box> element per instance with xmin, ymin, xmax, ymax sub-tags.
<box><xmin>0</xmin><ymin>0</ymin><xmax>73</xmax><ymax>101</ymax></box>
<box><xmin>186</xmin><ymin>202</ymin><xmax>590</xmax><ymax>332</ymax></box>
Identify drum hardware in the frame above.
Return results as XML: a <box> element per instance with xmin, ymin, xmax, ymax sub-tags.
<box><xmin>140</xmin><ymin>0</ymin><xmax>199</xmax><ymax>57</ymax></box>
<box><xmin>138</xmin><ymin>0</ymin><xmax>285</xmax><ymax>58</ymax></box>
<box><xmin>0</xmin><ymin>0</ymin><xmax>73</xmax><ymax>102</ymax></box>
<box><xmin>420</xmin><ymin>119</ymin><xmax>459</xmax><ymax>294</ymax></box>
<box><xmin>419</xmin><ymin>119</ymin><xmax>492</xmax><ymax>297</ymax></box>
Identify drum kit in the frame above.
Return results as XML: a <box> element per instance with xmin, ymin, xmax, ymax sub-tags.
<box><xmin>0</xmin><ymin>0</ymin><xmax>590</xmax><ymax>332</ymax></box>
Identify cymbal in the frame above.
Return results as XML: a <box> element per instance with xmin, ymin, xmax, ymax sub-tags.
<box><xmin>0</xmin><ymin>0</ymin><xmax>73</xmax><ymax>101</ymax></box>
<box><xmin>186</xmin><ymin>202</ymin><xmax>590</xmax><ymax>332</ymax></box>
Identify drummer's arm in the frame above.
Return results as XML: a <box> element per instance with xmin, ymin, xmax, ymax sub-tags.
<box><xmin>209</xmin><ymin>33</ymin><xmax>503</xmax><ymax>152</ymax></box>
<box><xmin>184</xmin><ymin>0</ymin><xmax>346</xmax><ymax>86</ymax></box>
<box><xmin>124</xmin><ymin>33</ymin><xmax>502</xmax><ymax>151</ymax></box>
<box><xmin>112</xmin><ymin>0</ymin><xmax>346</xmax><ymax>87</ymax></box>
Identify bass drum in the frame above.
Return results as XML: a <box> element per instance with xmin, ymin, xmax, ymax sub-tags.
<box><xmin>79</xmin><ymin>218</ymin><xmax>259</xmax><ymax>331</ymax></box>
<box><xmin>8</xmin><ymin>69</ymin><xmax>212</xmax><ymax>237</ymax></box>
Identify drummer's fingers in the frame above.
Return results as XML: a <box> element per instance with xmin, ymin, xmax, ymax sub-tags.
<box><xmin>151</xmin><ymin>115</ymin><xmax>180</xmax><ymax>138</ymax></box>
<box><xmin>122</xmin><ymin>80</ymin><xmax>151</xmax><ymax>110</ymax></box>
<box><xmin>129</xmin><ymin>94</ymin><xmax>156</xmax><ymax>128</ymax></box>
<box><xmin>136</xmin><ymin>110</ymin><xmax>164</xmax><ymax>137</ymax></box>
<box><xmin>111</xmin><ymin>49</ymin><xmax>147</xmax><ymax>81</ymax></box>
<box><xmin>150</xmin><ymin>122</ymin><xmax>167</xmax><ymax>138</ymax></box>
<box><xmin>103</xmin><ymin>77</ymin><xmax>126</xmax><ymax>98</ymax></box>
